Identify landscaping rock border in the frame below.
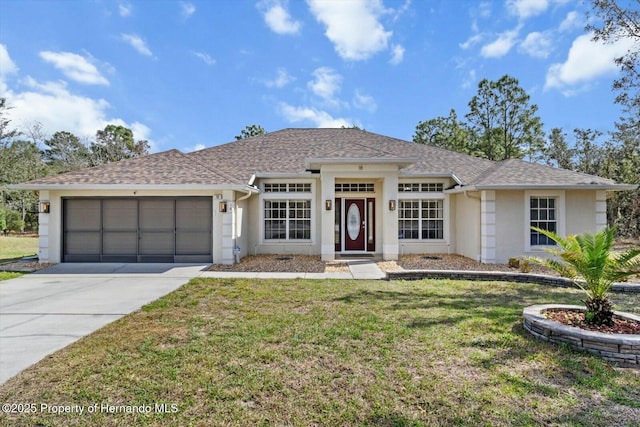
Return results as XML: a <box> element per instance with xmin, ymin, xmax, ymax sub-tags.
<box><xmin>385</xmin><ymin>270</ymin><xmax>640</xmax><ymax>293</ymax></box>
<box><xmin>523</xmin><ymin>304</ymin><xmax>640</xmax><ymax>368</ymax></box>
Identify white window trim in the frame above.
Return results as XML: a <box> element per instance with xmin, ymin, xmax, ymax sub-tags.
<box><xmin>259</xmin><ymin>180</ymin><xmax>316</xmax><ymax>244</ymax></box>
<box><xmin>397</xmin><ymin>194</ymin><xmax>449</xmax><ymax>243</ymax></box>
<box><xmin>524</xmin><ymin>190</ymin><xmax>565</xmax><ymax>253</ymax></box>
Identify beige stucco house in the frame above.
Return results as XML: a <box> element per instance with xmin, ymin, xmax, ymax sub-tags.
<box><xmin>15</xmin><ymin>128</ymin><xmax>635</xmax><ymax>265</ymax></box>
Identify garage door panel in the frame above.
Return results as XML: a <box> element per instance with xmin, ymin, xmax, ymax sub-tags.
<box><xmin>103</xmin><ymin>199</ymin><xmax>137</xmax><ymax>230</ymax></box>
<box><xmin>176</xmin><ymin>232</ymin><xmax>210</xmax><ymax>255</ymax></box>
<box><xmin>65</xmin><ymin>200</ymin><xmax>100</xmax><ymax>230</ymax></box>
<box><xmin>103</xmin><ymin>231</ymin><xmax>137</xmax><ymax>254</ymax></box>
<box><xmin>65</xmin><ymin>232</ymin><xmax>101</xmax><ymax>254</ymax></box>
<box><xmin>176</xmin><ymin>199</ymin><xmax>211</xmax><ymax>230</ymax></box>
<box><xmin>139</xmin><ymin>232</ymin><xmax>174</xmax><ymax>255</ymax></box>
<box><xmin>140</xmin><ymin>200</ymin><xmax>174</xmax><ymax>230</ymax></box>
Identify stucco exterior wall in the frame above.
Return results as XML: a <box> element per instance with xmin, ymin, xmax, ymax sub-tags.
<box><xmin>565</xmin><ymin>191</ymin><xmax>598</xmax><ymax>235</ymax></box>
<box><xmin>493</xmin><ymin>189</ymin><xmax>601</xmax><ymax>264</ymax></box>
<box><xmin>454</xmin><ymin>192</ymin><xmax>481</xmax><ymax>262</ymax></box>
<box><xmin>495</xmin><ymin>190</ymin><xmax>525</xmax><ymax>264</ymax></box>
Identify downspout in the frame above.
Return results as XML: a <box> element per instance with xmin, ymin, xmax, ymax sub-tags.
<box><xmin>234</xmin><ymin>188</ymin><xmax>255</xmax><ymax>263</ymax></box>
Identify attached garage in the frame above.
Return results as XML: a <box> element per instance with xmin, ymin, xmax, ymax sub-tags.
<box><xmin>63</xmin><ymin>197</ymin><xmax>212</xmax><ymax>263</ymax></box>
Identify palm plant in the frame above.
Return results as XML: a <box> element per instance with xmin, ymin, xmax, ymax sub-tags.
<box><xmin>530</xmin><ymin>226</ymin><xmax>640</xmax><ymax>326</ymax></box>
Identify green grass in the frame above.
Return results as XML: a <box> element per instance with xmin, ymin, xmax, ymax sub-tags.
<box><xmin>1</xmin><ymin>279</ymin><xmax>639</xmax><ymax>426</ymax></box>
<box><xmin>0</xmin><ymin>271</ymin><xmax>23</xmax><ymax>281</ymax></box>
<box><xmin>0</xmin><ymin>236</ymin><xmax>38</xmax><ymax>262</ymax></box>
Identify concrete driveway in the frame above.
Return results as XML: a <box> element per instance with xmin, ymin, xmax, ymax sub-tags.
<box><xmin>0</xmin><ymin>263</ymin><xmax>208</xmax><ymax>385</ymax></box>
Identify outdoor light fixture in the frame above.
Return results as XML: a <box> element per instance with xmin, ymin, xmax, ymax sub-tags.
<box><xmin>325</xmin><ymin>199</ymin><xmax>332</xmax><ymax>211</ymax></box>
<box><xmin>39</xmin><ymin>201</ymin><xmax>50</xmax><ymax>214</ymax></box>
<box><xmin>388</xmin><ymin>200</ymin><xmax>396</xmax><ymax>211</ymax></box>
<box><xmin>219</xmin><ymin>201</ymin><xmax>228</xmax><ymax>213</ymax></box>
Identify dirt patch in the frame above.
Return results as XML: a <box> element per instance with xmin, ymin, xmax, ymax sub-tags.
<box><xmin>545</xmin><ymin>309</ymin><xmax>640</xmax><ymax>335</ymax></box>
<box><xmin>0</xmin><ymin>261</ymin><xmax>54</xmax><ymax>272</ymax></box>
<box><xmin>378</xmin><ymin>254</ymin><xmax>556</xmax><ymax>275</ymax></box>
<box><xmin>208</xmin><ymin>255</ymin><xmax>350</xmax><ymax>273</ymax></box>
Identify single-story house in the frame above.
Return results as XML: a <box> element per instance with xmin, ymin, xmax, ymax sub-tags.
<box><xmin>14</xmin><ymin>128</ymin><xmax>635</xmax><ymax>265</ymax></box>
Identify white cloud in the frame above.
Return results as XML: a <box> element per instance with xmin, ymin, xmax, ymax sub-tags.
<box><xmin>518</xmin><ymin>31</ymin><xmax>552</xmax><ymax>58</ymax></box>
<box><xmin>118</xmin><ymin>2</ymin><xmax>132</xmax><ymax>17</ymax></box>
<box><xmin>279</xmin><ymin>102</ymin><xmax>353</xmax><ymax>127</ymax></box>
<box><xmin>480</xmin><ymin>26</ymin><xmax>521</xmax><ymax>58</ymax></box>
<box><xmin>460</xmin><ymin>33</ymin><xmax>483</xmax><ymax>50</ymax></box>
<box><xmin>461</xmin><ymin>69</ymin><xmax>477</xmax><ymax>89</ymax></box>
<box><xmin>265</xmin><ymin>67</ymin><xmax>294</xmax><ymax>88</ymax></box>
<box><xmin>479</xmin><ymin>2</ymin><xmax>491</xmax><ymax>18</ymax></box>
<box><xmin>0</xmin><ymin>44</ymin><xmax>18</xmax><ymax>77</ymax></box>
<box><xmin>307</xmin><ymin>0</ymin><xmax>392</xmax><ymax>60</ymax></box>
<box><xmin>559</xmin><ymin>10</ymin><xmax>582</xmax><ymax>32</ymax></box>
<box><xmin>258</xmin><ymin>0</ymin><xmax>301</xmax><ymax>35</ymax></box>
<box><xmin>192</xmin><ymin>51</ymin><xmax>216</xmax><ymax>65</ymax></box>
<box><xmin>308</xmin><ymin>67</ymin><xmax>342</xmax><ymax>102</ymax></box>
<box><xmin>389</xmin><ymin>44</ymin><xmax>404</xmax><ymax>65</ymax></box>
<box><xmin>353</xmin><ymin>90</ymin><xmax>377</xmax><ymax>112</ymax></box>
<box><xmin>545</xmin><ymin>33</ymin><xmax>634</xmax><ymax>91</ymax></box>
<box><xmin>39</xmin><ymin>51</ymin><xmax>109</xmax><ymax>85</ymax></box>
<box><xmin>507</xmin><ymin>0</ymin><xmax>549</xmax><ymax>20</ymax></box>
<box><xmin>181</xmin><ymin>2</ymin><xmax>196</xmax><ymax>19</ymax></box>
<box><xmin>4</xmin><ymin>77</ymin><xmax>151</xmax><ymax>143</ymax></box>
<box><xmin>121</xmin><ymin>33</ymin><xmax>153</xmax><ymax>56</ymax></box>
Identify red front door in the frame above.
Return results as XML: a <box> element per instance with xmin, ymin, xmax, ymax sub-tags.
<box><xmin>345</xmin><ymin>199</ymin><xmax>365</xmax><ymax>251</ymax></box>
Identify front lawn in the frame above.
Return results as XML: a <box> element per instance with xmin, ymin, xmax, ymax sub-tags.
<box><xmin>1</xmin><ymin>279</ymin><xmax>638</xmax><ymax>426</ymax></box>
<box><xmin>0</xmin><ymin>235</ymin><xmax>38</xmax><ymax>262</ymax></box>
<box><xmin>0</xmin><ymin>271</ymin><xmax>23</xmax><ymax>281</ymax></box>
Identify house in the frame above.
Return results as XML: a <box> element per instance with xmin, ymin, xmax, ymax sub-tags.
<box><xmin>15</xmin><ymin>128</ymin><xmax>635</xmax><ymax>265</ymax></box>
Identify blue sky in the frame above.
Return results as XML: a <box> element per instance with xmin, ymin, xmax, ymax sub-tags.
<box><xmin>0</xmin><ymin>0</ymin><xmax>633</xmax><ymax>153</ymax></box>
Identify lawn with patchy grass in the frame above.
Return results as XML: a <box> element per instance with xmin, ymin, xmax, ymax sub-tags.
<box><xmin>1</xmin><ymin>279</ymin><xmax>638</xmax><ymax>426</ymax></box>
<box><xmin>0</xmin><ymin>236</ymin><xmax>38</xmax><ymax>262</ymax></box>
<box><xmin>0</xmin><ymin>271</ymin><xmax>23</xmax><ymax>281</ymax></box>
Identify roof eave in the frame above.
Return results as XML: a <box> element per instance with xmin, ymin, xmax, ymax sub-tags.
<box><xmin>446</xmin><ymin>183</ymin><xmax>637</xmax><ymax>193</ymax></box>
<box><xmin>9</xmin><ymin>183</ymin><xmax>259</xmax><ymax>192</ymax></box>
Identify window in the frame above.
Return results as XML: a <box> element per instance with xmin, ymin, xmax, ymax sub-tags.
<box><xmin>264</xmin><ymin>200</ymin><xmax>311</xmax><ymax>240</ymax></box>
<box><xmin>530</xmin><ymin>197</ymin><xmax>556</xmax><ymax>246</ymax></box>
<box><xmin>264</xmin><ymin>183</ymin><xmax>311</xmax><ymax>193</ymax></box>
<box><xmin>398</xmin><ymin>199</ymin><xmax>444</xmax><ymax>240</ymax></box>
<box><xmin>335</xmin><ymin>183</ymin><xmax>375</xmax><ymax>192</ymax></box>
<box><xmin>398</xmin><ymin>183</ymin><xmax>444</xmax><ymax>192</ymax></box>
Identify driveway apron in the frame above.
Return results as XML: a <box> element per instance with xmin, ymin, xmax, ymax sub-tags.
<box><xmin>0</xmin><ymin>263</ymin><xmax>207</xmax><ymax>385</ymax></box>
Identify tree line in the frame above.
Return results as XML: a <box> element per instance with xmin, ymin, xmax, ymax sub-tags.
<box><xmin>0</xmin><ymin>98</ymin><xmax>149</xmax><ymax>232</ymax></box>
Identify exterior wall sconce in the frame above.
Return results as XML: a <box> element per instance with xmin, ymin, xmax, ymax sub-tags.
<box><xmin>388</xmin><ymin>200</ymin><xmax>396</xmax><ymax>211</ymax></box>
<box><xmin>39</xmin><ymin>201</ymin><xmax>50</xmax><ymax>214</ymax></box>
<box><xmin>325</xmin><ymin>199</ymin><xmax>332</xmax><ymax>211</ymax></box>
<box><xmin>219</xmin><ymin>201</ymin><xmax>228</xmax><ymax>213</ymax></box>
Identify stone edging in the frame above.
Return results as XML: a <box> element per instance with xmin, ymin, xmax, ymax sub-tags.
<box><xmin>523</xmin><ymin>304</ymin><xmax>640</xmax><ymax>367</ymax></box>
<box><xmin>385</xmin><ymin>270</ymin><xmax>640</xmax><ymax>293</ymax></box>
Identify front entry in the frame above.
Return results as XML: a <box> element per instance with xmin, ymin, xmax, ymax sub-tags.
<box><xmin>340</xmin><ymin>198</ymin><xmax>375</xmax><ymax>252</ymax></box>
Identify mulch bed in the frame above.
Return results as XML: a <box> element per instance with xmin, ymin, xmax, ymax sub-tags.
<box><xmin>546</xmin><ymin>309</ymin><xmax>640</xmax><ymax>335</ymax></box>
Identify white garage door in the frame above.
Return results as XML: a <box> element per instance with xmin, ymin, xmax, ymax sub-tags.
<box><xmin>63</xmin><ymin>197</ymin><xmax>212</xmax><ymax>263</ymax></box>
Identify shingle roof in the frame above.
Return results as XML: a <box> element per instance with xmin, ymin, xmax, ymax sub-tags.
<box><xmin>189</xmin><ymin>128</ymin><xmax>495</xmax><ymax>184</ymax></box>
<box><xmin>469</xmin><ymin>158</ymin><xmax>618</xmax><ymax>187</ymax></box>
<box><xmin>17</xmin><ymin>128</ymin><xmax>631</xmax><ymax>189</ymax></box>
<box><xmin>23</xmin><ymin>149</ymin><xmax>243</xmax><ymax>186</ymax></box>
